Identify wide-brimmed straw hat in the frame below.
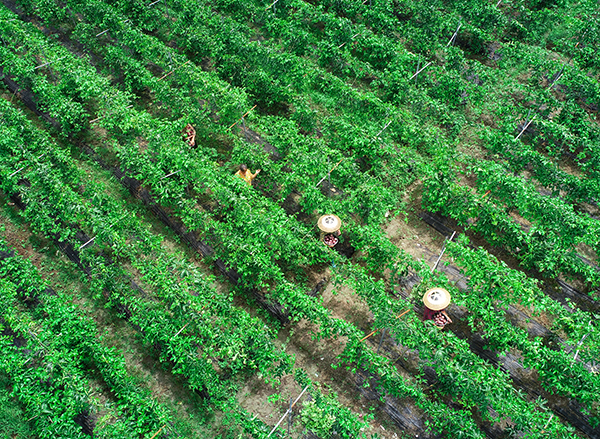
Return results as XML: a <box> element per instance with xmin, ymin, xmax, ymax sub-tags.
<box><xmin>317</xmin><ymin>214</ymin><xmax>341</xmax><ymax>233</ymax></box>
<box><xmin>423</xmin><ymin>288</ymin><xmax>451</xmax><ymax>311</ymax></box>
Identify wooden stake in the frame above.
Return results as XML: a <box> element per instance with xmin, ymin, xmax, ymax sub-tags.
<box><xmin>228</xmin><ymin>105</ymin><xmax>257</xmax><ymax>130</ymax></box>
<box><xmin>316</xmin><ymin>158</ymin><xmax>344</xmax><ymax>187</ymax></box>
<box><xmin>267</xmin><ymin>386</ymin><xmax>309</xmax><ymax>438</ymax></box>
<box><xmin>148</xmin><ymin>424</ymin><xmax>167</xmax><ymax>439</ymax></box>
<box><xmin>360</xmin><ymin>310</ymin><xmax>410</xmax><ymax>342</ymax></box>
<box><xmin>158</xmin><ymin>60</ymin><xmax>190</xmax><ymax>81</ymax></box>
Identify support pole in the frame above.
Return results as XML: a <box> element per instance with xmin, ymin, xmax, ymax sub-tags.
<box><xmin>265</xmin><ymin>0</ymin><xmax>281</xmax><ymax>10</ymax></box>
<box><xmin>409</xmin><ymin>62</ymin><xmax>432</xmax><ymax>80</ymax></box>
<box><xmin>316</xmin><ymin>158</ymin><xmax>344</xmax><ymax>187</ymax></box>
<box><xmin>360</xmin><ymin>310</ymin><xmax>410</xmax><ymax>342</ymax></box>
<box><xmin>377</xmin><ymin>328</ymin><xmax>387</xmax><ymax>353</ymax></box>
<box><xmin>78</xmin><ymin>236</ymin><xmax>96</xmax><ymax>250</ymax></box>
<box><xmin>149</xmin><ymin>425</ymin><xmax>167</xmax><ymax>439</ymax></box>
<box><xmin>158</xmin><ymin>60</ymin><xmax>190</xmax><ymax>81</ymax></box>
<box><xmin>374</xmin><ymin>119</ymin><xmax>393</xmax><ymax>140</ymax></box>
<box><xmin>172</xmin><ymin>322</ymin><xmax>190</xmax><ymax>339</ymax></box>
<box><xmin>90</xmin><ymin>105</ymin><xmax>133</xmax><ymax>123</ymax></box>
<box><xmin>9</xmin><ymin>154</ymin><xmax>45</xmax><ymax>178</ymax></box>
<box><xmin>267</xmin><ymin>386</ymin><xmax>310</xmax><ymax>438</ymax></box>
<box><xmin>431</xmin><ymin>230</ymin><xmax>456</xmax><ymax>273</ymax></box>
<box><xmin>160</xmin><ymin>170</ymin><xmax>181</xmax><ymax>180</ymax></box>
<box><xmin>287</xmin><ymin>398</ymin><xmax>293</xmax><ymax>436</ymax></box>
<box><xmin>446</xmin><ymin>23</ymin><xmax>462</xmax><ymax>47</ymax></box>
<box><xmin>228</xmin><ymin>105</ymin><xmax>257</xmax><ymax>130</ymax></box>
<box><xmin>515</xmin><ymin>116</ymin><xmax>536</xmax><ymax>140</ymax></box>
<box><xmin>34</xmin><ymin>56</ymin><xmax>66</xmax><ymax>70</ymax></box>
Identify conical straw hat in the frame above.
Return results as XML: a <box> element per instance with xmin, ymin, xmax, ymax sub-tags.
<box><xmin>317</xmin><ymin>214</ymin><xmax>341</xmax><ymax>233</ymax></box>
<box><xmin>423</xmin><ymin>288</ymin><xmax>451</xmax><ymax>311</ymax></box>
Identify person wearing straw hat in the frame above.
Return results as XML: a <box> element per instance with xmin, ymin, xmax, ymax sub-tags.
<box><xmin>422</xmin><ymin>287</ymin><xmax>452</xmax><ymax>328</ymax></box>
<box><xmin>317</xmin><ymin>214</ymin><xmax>342</xmax><ymax>247</ymax></box>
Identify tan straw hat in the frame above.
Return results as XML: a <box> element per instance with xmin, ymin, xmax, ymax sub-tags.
<box><xmin>317</xmin><ymin>214</ymin><xmax>341</xmax><ymax>233</ymax></box>
<box><xmin>423</xmin><ymin>288</ymin><xmax>451</xmax><ymax>311</ymax></box>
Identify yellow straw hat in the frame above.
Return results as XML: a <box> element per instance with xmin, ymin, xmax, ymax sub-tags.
<box><xmin>423</xmin><ymin>288</ymin><xmax>451</xmax><ymax>311</ymax></box>
<box><xmin>317</xmin><ymin>214</ymin><xmax>341</xmax><ymax>233</ymax></box>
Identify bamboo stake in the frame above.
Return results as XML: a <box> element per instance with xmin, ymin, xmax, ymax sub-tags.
<box><xmin>410</xmin><ymin>26</ymin><xmax>461</xmax><ymax>80</ymax></box>
<box><xmin>148</xmin><ymin>0</ymin><xmax>163</xmax><ymax>6</ymax></box>
<box><xmin>265</xmin><ymin>0</ymin><xmax>281</xmax><ymax>10</ymax></box>
<box><xmin>96</xmin><ymin>29</ymin><xmax>110</xmax><ymax>37</ymax></box>
<box><xmin>9</xmin><ymin>166</ymin><xmax>26</xmax><ymax>178</ymax></box>
<box><xmin>431</xmin><ymin>230</ymin><xmax>456</xmax><ymax>273</ymax></box>
<box><xmin>267</xmin><ymin>386</ymin><xmax>310</xmax><ymax>438</ymax></box>
<box><xmin>541</xmin><ymin>414</ymin><xmax>554</xmax><ymax>432</ymax></box>
<box><xmin>316</xmin><ymin>158</ymin><xmax>344</xmax><ymax>187</ymax></box>
<box><xmin>34</xmin><ymin>56</ymin><xmax>65</xmax><ymax>70</ymax></box>
<box><xmin>228</xmin><ymin>105</ymin><xmax>257</xmax><ymax>130</ymax></box>
<box><xmin>148</xmin><ymin>424</ymin><xmax>167</xmax><ymax>439</ymax></box>
<box><xmin>172</xmin><ymin>322</ymin><xmax>190</xmax><ymax>339</ymax></box>
<box><xmin>360</xmin><ymin>310</ymin><xmax>410</xmax><ymax>342</ymax></box>
<box><xmin>79</xmin><ymin>236</ymin><xmax>96</xmax><ymax>250</ymax></box>
<box><xmin>160</xmin><ymin>170</ymin><xmax>181</xmax><ymax>180</ymax></box>
<box><xmin>446</xmin><ymin>23</ymin><xmax>462</xmax><ymax>47</ymax></box>
<box><xmin>158</xmin><ymin>60</ymin><xmax>190</xmax><ymax>81</ymax></box>
<box><xmin>515</xmin><ymin>115</ymin><xmax>536</xmax><ymax>140</ymax></box>
<box><xmin>338</xmin><ymin>33</ymin><xmax>360</xmax><ymax>49</ymax></box>
<box><xmin>374</xmin><ymin>119</ymin><xmax>393</xmax><ymax>140</ymax></box>
<box><xmin>571</xmin><ymin>324</ymin><xmax>591</xmax><ymax>365</ymax></box>
<box><xmin>287</xmin><ymin>397</ymin><xmax>293</xmax><ymax>435</ymax></box>
<box><xmin>409</xmin><ymin>62</ymin><xmax>432</xmax><ymax>80</ymax></box>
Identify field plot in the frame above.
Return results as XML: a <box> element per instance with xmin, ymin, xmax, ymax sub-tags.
<box><xmin>1</xmin><ymin>0</ymin><xmax>599</xmax><ymax>437</ymax></box>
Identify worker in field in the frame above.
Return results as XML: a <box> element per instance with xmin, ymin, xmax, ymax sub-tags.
<box><xmin>236</xmin><ymin>164</ymin><xmax>261</xmax><ymax>186</ymax></box>
<box><xmin>182</xmin><ymin>123</ymin><xmax>196</xmax><ymax>147</ymax></box>
<box><xmin>422</xmin><ymin>287</ymin><xmax>452</xmax><ymax>328</ymax></box>
<box><xmin>317</xmin><ymin>214</ymin><xmax>342</xmax><ymax>247</ymax></box>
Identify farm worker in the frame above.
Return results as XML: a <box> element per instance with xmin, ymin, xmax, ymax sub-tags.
<box><xmin>317</xmin><ymin>214</ymin><xmax>342</xmax><ymax>247</ymax></box>
<box><xmin>422</xmin><ymin>287</ymin><xmax>452</xmax><ymax>328</ymax></box>
<box><xmin>235</xmin><ymin>164</ymin><xmax>260</xmax><ymax>186</ymax></box>
<box><xmin>182</xmin><ymin>123</ymin><xmax>196</xmax><ymax>147</ymax></box>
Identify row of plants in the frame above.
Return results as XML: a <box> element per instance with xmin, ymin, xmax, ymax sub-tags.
<box><xmin>335</xmin><ymin>255</ymin><xmax>578</xmax><ymax>437</ymax></box>
<box><xmin>422</xmin><ymin>158</ymin><xmax>600</xmax><ymax>289</ymax></box>
<box><xmin>0</xmin><ymin>21</ymin><xmax>492</xmax><ymax>439</ymax></box>
<box><xmin>444</xmin><ymin>237</ymin><xmax>600</xmax><ymax>425</ymax></box>
<box><xmin>0</xmin><ymin>237</ymin><xmax>183</xmax><ymax>438</ymax></box>
<box><xmin>0</xmin><ymin>94</ymin><xmax>486</xmax><ymax>438</ymax></box>
<box><xmin>0</xmin><ymin>94</ymin><xmax>288</xmax><ymax>436</ymax></box>
<box><xmin>104</xmin><ymin>0</ymin><xmax>593</xmax><ymax>235</ymax></box>
<box><xmin>2</xmin><ymin>0</ymin><xmax>596</xmax><ymax>436</ymax></box>
<box><xmin>0</xmin><ymin>89</ymin><xmax>376</xmax><ymax>437</ymax></box>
